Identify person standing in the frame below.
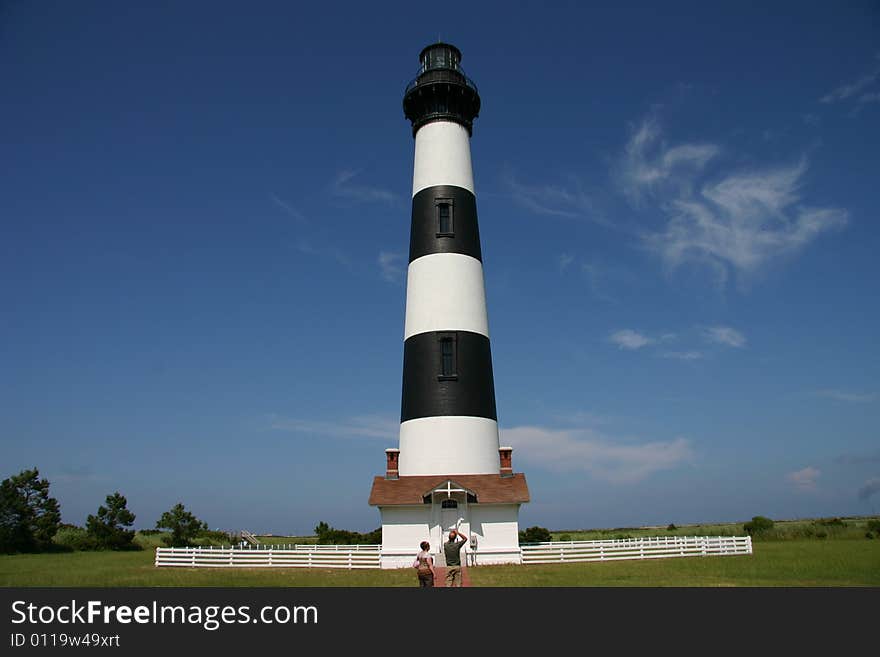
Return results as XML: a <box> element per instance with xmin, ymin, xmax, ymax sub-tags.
<box><xmin>444</xmin><ymin>529</ymin><xmax>467</xmax><ymax>587</ymax></box>
<box><xmin>414</xmin><ymin>541</ymin><xmax>435</xmax><ymax>587</ymax></box>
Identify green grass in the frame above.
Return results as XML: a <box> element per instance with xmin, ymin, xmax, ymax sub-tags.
<box><xmin>468</xmin><ymin>540</ymin><xmax>880</xmax><ymax>586</ymax></box>
<box><xmin>4</xmin><ymin>519</ymin><xmax>877</xmax><ymax>587</ymax></box>
<box><xmin>0</xmin><ymin>550</ymin><xmax>413</xmax><ymax>587</ymax></box>
<box><xmin>2</xmin><ymin>539</ymin><xmax>877</xmax><ymax>587</ymax></box>
<box><xmin>549</xmin><ymin>516</ymin><xmax>878</xmax><ymax>542</ymax></box>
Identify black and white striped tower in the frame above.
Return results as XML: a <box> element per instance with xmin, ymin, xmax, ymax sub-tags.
<box><xmin>398</xmin><ymin>43</ymin><xmax>499</xmax><ymax>476</ymax></box>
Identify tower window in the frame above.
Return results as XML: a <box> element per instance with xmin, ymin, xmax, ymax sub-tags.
<box><xmin>441</xmin><ymin>499</ymin><xmax>458</xmax><ymax>509</ymax></box>
<box><xmin>438</xmin><ymin>333</ymin><xmax>457</xmax><ymax>380</ymax></box>
<box><xmin>436</xmin><ymin>199</ymin><xmax>454</xmax><ymax>236</ymax></box>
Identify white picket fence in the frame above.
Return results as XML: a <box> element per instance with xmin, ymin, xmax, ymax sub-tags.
<box><xmin>156</xmin><ymin>536</ymin><xmax>751</xmax><ymax>569</ymax></box>
<box><xmin>155</xmin><ymin>545</ymin><xmax>381</xmax><ymax>569</ymax></box>
<box><xmin>520</xmin><ymin>535</ymin><xmax>752</xmax><ymax>564</ymax></box>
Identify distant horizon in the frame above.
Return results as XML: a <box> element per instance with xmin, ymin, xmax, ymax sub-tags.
<box><xmin>2</xmin><ymin>1</ymin><xmax>879</xmax><ymax>536</ymax></box>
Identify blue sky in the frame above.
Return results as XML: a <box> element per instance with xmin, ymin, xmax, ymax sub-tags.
<box><xmin>2</xmin><ymin>1</ymin><xmax>879</xmax><ymax>534</ymax></box>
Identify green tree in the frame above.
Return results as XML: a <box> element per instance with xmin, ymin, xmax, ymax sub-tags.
<box><xmin>156</xmin><ymin>503</ymin><xmax>208</xmax><ymax>547</ymax></box>
<box><xmin>743</xmin><ymin>515</ymin><xmax>775</xmax><ymax>536</ymax></box>
<box><xmin>86</xmin><ymin>492</ymin><xmax>136</xmax><ymax>550</ymax></box>
<box><xmin>518</xmin><ymin>526</ymin><xmax>552</xmax><ymax>544</ymax></box>
<box><xmin>0</xmin><ymin>468</ymin><xmax>61</xmax><ymax>553</ymax></box>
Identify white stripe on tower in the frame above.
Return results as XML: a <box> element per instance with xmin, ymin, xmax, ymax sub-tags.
<box><xmin>412</xmin><ymin>122</ymin><xmax>474</xmax><ymax>196</ymax></box>
<box><xmin>403</xmin><ymin>253</ymin><xmax>489</xmax><ymax>340</ymax></box>
<box><xmin>399</xmin><ymin>43</ymin><xmax>500</xmax><ymax>477</ymax></box>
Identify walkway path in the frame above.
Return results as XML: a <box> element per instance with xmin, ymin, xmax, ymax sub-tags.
<box><xmin>432</xmin><ymin>566</ymin><xmax>472</xmax><ymax>587</ymax></box>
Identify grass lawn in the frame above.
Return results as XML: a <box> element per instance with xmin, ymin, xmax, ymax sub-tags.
<box><xmin>1</xmin><ymin>539</ymin><xmax>877</xmax><ymax>587</ymax></box>
<box><xmin>469</xmin><ymin>539</ymin><xmax>880</xmax><ymax>586</ymax></box>
<box><xmin>0</xmin><ymin>550</ymin><xmax>413</xmax><ymax>587</ymax></box>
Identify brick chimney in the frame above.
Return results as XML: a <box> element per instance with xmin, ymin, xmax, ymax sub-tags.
<box><xmin>385</xmin><ymin>448</ymin><xmax>400</xmax><ymax>480</ymax></box>
<box><xmin>499</xmin><ymin>446</ymin><xmax>513</xmax><ymax>477</ymax></box>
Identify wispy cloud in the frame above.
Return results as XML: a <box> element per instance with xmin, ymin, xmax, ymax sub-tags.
<box><xmin>703</xmin><ymin>326</ymin><xmax>746</xmax><ymax>348</ymax></box>
<box><xmin>786</xmin><ymin>466</ymin><xmax>820</xmax><ymax>492</ymax></box>
<box><xmin>609</xmin><ymin>329</ymin><xmax>654</xmax><ymax>350</ymax></box>
<box><xmin>578</xmin><ymin>258</ymin><xmax>637</xmax><ymax>304</ymax></box>
<box><xmin>558</xmin><ymin>253</ymin><xmax>575</xmax><ymax>272</ymax></box>
<box><xmin>295</xmin><ymin>240</ymin><xmax>351</xmax><ymax>267</ymax></box>
<box><xmin>331</xmin><ymin>169</ymin><xmax>398</xmax><ymax>204</ymax></box>
<box><xmin>269</xmin><ymin>414</ymin><xmax>397</xmax><ymax>441</ymax></box>
<box><xmin>502</xmin><ymin>169</ymin><xmax>607</xmax><ymax>225</ymax></box>
<box><xmin>644</xmin><ymin>159</ymin><xmax>847</xmax><ymax>284</ymax></box>
<box><xmin>270</xmin><ymin>193</ymin><xmax>307</xmax><ymax>222</ymax></box>
<box><xmin>815</xmin><ymin>389</ymin><xmax>876</xmax><ymax>403</ymax></box>
<box><xmin>835</xmin><ymin>450</ymin><xmax>880</xmax><ymax>465</ymax></box>
<box><xmin>661</xmin><ymin>350</ymin><xmax>703</xmax><ymax>361</ymax></box>
<box><xmin>378</xmin><ymin>251</ymin><xmax>405</xmax><ymax>283</ymax></box>
<box><xmin>820</xmin><ymin>66</ymin><xmax>880</xmax><ymax>104</ymax></box>
<box><xmin>616</xmin><ymin>117</ymin><xmax>719</xmax><ymax>204</ymax></box>
<box><xmin>502</xmin><ymin>425</ymin><xmax>694</xmax><ymax>484</ymax></box>
<box><xmin>617</xmin><ymin>116</ymin><xmax>847</xmax><ymax>285</ymax></box>
<box><xmin>857</xmin><ymin>478</ymin><xmax>880</xmax><ymax>502</ymax></box>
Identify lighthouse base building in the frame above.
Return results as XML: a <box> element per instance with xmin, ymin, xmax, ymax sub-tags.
<box><xmin>369</xmin><ymin>448</ymin><xmax>529</xmax><ymax>568</ymax></box>
<box><xmin>369</xmin><ymin>43</ymin><xmax>529</xmax><ymax>569</ymax></box>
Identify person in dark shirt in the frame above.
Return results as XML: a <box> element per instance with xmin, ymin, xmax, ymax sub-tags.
<box><xmin>443</xmin><ymin>529</ymin><xmax>467</xmax><ymax>587</ymax></box>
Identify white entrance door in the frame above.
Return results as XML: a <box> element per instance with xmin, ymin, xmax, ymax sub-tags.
<box><xmin>441</xmin><ymin>507</ymin><xmax>459</xmax><ymax>534</ymax></box>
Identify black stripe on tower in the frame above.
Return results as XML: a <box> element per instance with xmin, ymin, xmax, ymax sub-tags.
<box><xmin>400</xmin><ymin>331</ymin><xmax>497</xmax><ymax>422</ymax></box>
<box><xmin>409</xmin><ymin>185</ymin><xmax>482</xmax><ymax>263</ymax></box>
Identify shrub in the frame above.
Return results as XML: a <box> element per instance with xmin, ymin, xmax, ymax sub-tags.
<box><xmin>743</xmin><ymin>516</ymin><xmax>774</xmax><ymax>536</ymax></box>
<box><xmin>518</xmin><ymin>526</ymin><xmax>552</xmax><ymax>544</ymax></box>
<box><xmin>866</xmin><ymin>519</ymin><xmax>880</xmax><ymax>534</ymax></box>
<box><xmin>86</xmin><ymin>492</ymin><xmax>137</xmax><ymax>550</ymax></box>
<box><xmin>313</xmin><ymin>521</ymin><xmax>381</xmax><ymax>545</ymax></box>
<box><xmin>53</xmin><ymin>524</ymin><xmax>96</xmax><ymax>551</ymax></box>
<box><xmin>865</xmin><ymin>532</ymin><xmax>874</xmax><ymax>540</ymax></box>
<box><xmin>816</xmin><ymin>517</ymin><xmax>846</xmax><ymax>527</ymax></box>
<box><xmin>558</xmin><ymin>534</ymin><xmax>572</xmax><ymax>542</ymax></box>
<box><xmin>156</xmin><ymin>504</ymin><xmax>208</xmax><ymax>547</ymax></box>
<box><xmin>667</xmin><ymin>523</ymin><xmax>677</xmax><ymax>531</ymax></box>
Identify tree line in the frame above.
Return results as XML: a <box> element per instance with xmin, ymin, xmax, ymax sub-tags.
<box><xmin>0</xmin><ymin>467</ymin><xmax>210</xmax><ymax>554</ymax></box>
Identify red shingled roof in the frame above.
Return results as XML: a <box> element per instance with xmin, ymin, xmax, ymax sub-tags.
<box><xmin>368</xmin><ymin>473</ymin><xmax>530</xmax><ymax>506</ymax></box>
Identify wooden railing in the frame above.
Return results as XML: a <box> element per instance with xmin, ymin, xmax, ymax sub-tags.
<box><xmin>155</xmin><ymin>545</ymin><xmax>381</xmax><ymax>569</ymax></box>
<box><xmin>520</xmin><ymin>535</ymin><xmax>752</xmax><ymax>564</ymax></box>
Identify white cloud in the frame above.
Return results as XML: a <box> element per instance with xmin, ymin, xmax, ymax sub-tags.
<box><xmin>269</xmin><ymin>414</ymin><xmax>397</xmax><ymax>441</ymax></box>
<box><xmin>703</xmin><ymin>326</ymin><xmax>746</xmax><ymax>348</ymax></box>
<box><xmin>820</xmin><ymin>68</ymin><xmax>879</xmax><ymax>104</ymax></box>
<box><xmin>786</xmin><ymin>466</ymin><xmax>820</xmax><ymax>492</ymax></box>
<box><xmin>502</xmin><ymin>169</ymin><xmax>607</xmax><ymax>225</ymax></box>
<box><xmin>616</xmin><ymin>116</ymin><xmax>848</xmax><ymax>285</ymax></box>
<box><xmin>644</xmin><ymin>159</ymin><xmax>847</xmax><ymax>282</ymax></box>
<box><xmin>815</xmin><ymin>389</ymin><xmax>876</xmax><ymax>403</ymax></box>
<box><xmin>269</xmin><ymin>193</ymin><xmax>307</xmax><ymax>222</ymax></box>
<box><xmin>378</xmin><ymin>251</ymin><xmax>405</xmax><ymax>283</ymax></box>
<box><xmin>295</xmin><ymin>240</ymin><xmax>351</xmax><ymax>267</ymax></box>
<box><xmin>609</xmin><ymin>329</ymin><xmax>654</xmax><ymax>350</ymax></box>
<box><xmin>558</xmin><ymin>253</ymin><xmax>574</xmax><ymax>272</ymax></box>
<box><xmin>331</xmin><ymin>169</ymin><xmax>397</xmax><ymax>204</ymax></box>
<box><xmin>502</xmin><ymin>425</ymin><xmax>694</xmax><ymax>484</ymax></box>
<box><xmin>617</xmin><ymin>117</ymin><xmax>719</xmax><ymax>203</ymax></box>
<box><xmin>661</xmin><ymin>350</ymin><xmax>703</xmax><ymax>361</ymax></box>
<box><xmin>858</xmin><ymin>478</ymin><xmax>880</xmax><ymax>501</ymax></box>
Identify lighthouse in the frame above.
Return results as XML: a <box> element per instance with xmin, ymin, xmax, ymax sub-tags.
<box><xmin>369</xmin><ymin>43</ymin><xmax>529</xmax><ymax>568</ymax></box>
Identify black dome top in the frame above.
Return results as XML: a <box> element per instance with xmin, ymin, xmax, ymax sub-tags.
<box><xmin>403</xmin><ymin>42</ymin><xmax>481</xmax><ymax>137</ymax></box>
